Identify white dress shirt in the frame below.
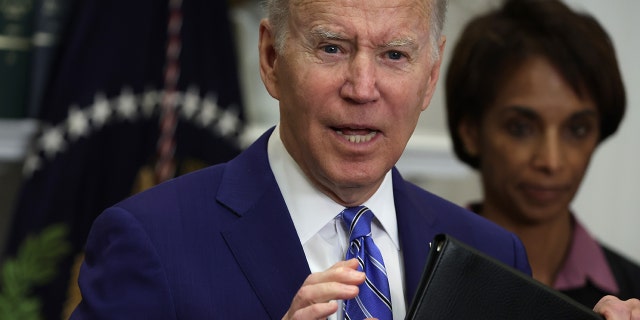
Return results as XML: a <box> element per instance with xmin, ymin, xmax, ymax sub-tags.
<box><xmin>267</xmin><ymin>125</ymin><xmax>406</xmax><ymax>319</ymax></box>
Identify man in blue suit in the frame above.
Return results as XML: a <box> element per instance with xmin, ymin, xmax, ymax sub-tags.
<box><xmin>71</xmin><ymin>0</ymin><xmax>639</xmax><ymax>319</ymax></box>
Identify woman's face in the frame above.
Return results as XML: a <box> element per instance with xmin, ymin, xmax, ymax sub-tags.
<box><xmin>460</xmin><ymin>56</ymin><xmax>600</xmax><ymax>226</ymax></box>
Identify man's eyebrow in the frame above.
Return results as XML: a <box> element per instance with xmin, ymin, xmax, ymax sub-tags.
<box><xmin>383</xmin><ymin>37</ymin><xmax>416</xmax><ymax>48</ymax></box>
<box><xmin>310</xmin><ymin>27</ymin><xmax>346</xmax><ymax>41</ymax></box>
<box><xmin>309</xmin><ymin>27</ymin><xmax>417</xmax><ymax>50</ymax></box>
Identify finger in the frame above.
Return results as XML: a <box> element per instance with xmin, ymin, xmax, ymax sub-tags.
<box><xmin>594</xmin><ymin>296</ymin><xmax>640</xmax><ymax>319</ymax></box>
<box><xmin>629</xmin><ymin>298</ymin><xmax>640</xmax><ymax>320</ymax></box>
<box><xmin>594</xmin><ymin>295</ymin><xmax>620</xmax><ymax>318</ymax></box>
<box><xmin>286</xmin><ymin>259</ymin><xmax>365</xmax><ymax>318</ymax></box>
<box><xmin>285</xmin><ymin>300</ymin><xmax>340</xmax><ymax>320</ymax></box>
<box><xmin>301</xmin><ymin>259</ymin><xmax>364</xmax><ymax>287</ymax></box>
<box><xmin>289</xmin><ymin>279</ymin><xmax>359</xmax><ymax>313</ymax></box>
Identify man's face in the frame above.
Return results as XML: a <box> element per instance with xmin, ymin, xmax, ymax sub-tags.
<box><xmin>259</xmin><ymin>0</ymin><xmax>443</xmax><ymax>206</ymax></box>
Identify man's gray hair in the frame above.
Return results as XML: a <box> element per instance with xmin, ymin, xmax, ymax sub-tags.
<box><xmin>262</xmin><ymin>0</ymin><xmax>448</xmax><ymax>59</ymax></box>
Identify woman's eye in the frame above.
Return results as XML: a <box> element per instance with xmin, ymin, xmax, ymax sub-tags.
<box><xmin>568</xmin><ymin>122</ymin><xmax>592</xmax><ymax>138</ymax></box>
<box><xmin>572</xmin><ymin>125</ymin><xmax>587</xmax><ymax>137</ymax></box>
<box><xmin>323</xmin><ymin>45</ymin><xmax>340</xmax><ymax>54</ymax></box>
<box><xmin>506</xmin><ymin>121</ymin><xmax>533</xmax><ymax>138</ymax></box>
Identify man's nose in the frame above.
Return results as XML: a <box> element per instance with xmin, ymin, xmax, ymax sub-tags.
<box><xmin>340</xmin><ymin>53</ymin><xmax>380</xmax><ymax>104</ymax></box>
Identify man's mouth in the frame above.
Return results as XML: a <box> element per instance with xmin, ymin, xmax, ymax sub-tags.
<box><xmin>335</xmin><ymin>128</ymin><xmax>377</xmax><ymax>143</ymax></box>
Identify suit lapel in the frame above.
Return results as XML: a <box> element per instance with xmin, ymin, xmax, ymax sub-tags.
<box><xmin>218</xmin><ymin>128</ymin><xmax>311</xmax><ymax>319</ymax></box>
<box><xmin>392</xmin><ymin>169</ymin><xmax>439</xmax><ymax>306</ymax></box>
<box><xmin>216</xmin><ymin>130</ymin><xmax>441</xmax><ymax>316</ymax></box>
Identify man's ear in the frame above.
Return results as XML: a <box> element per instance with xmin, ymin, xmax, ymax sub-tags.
<box><xmin>420</xmin><ymin>36</ymin><xmax>446</xmax><ymax>112</ymax></box>
<box><xmin>258</xmin><ymin>19</ymin><xmax>280</xmax><ymax>100</ymax></box>
<box><xmin>458</xmin><ymin>116</ymin><xmax>480</xmax><ymax>157</ymax></box>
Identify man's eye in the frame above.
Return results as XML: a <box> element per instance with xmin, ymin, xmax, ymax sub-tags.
<box><xmin>323</xmin><ymin>45</ymin><xmax>339</xmax><ymax>54</ymax></box>
<box><xmin>387</xmin><ymin>51</ymin><xmax>404</xmax><ymax>60</ymax></box>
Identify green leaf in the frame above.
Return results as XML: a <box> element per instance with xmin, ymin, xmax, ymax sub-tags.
<box><xmin>0</xmin><ymin>223</ymin><xmax>71</xmax><ymax>320</ymax></box>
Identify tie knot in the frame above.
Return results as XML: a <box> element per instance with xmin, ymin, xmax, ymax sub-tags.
<box><xmin>341</xmin><ymin>206</ymin><xmax>374</xmax><ymax>241</ymax></box>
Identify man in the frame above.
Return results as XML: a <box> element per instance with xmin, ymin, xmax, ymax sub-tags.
<box><xmin>71</xmin><ymin>0</ymin><xmax>639</xmax><ymax>319</ymax></box>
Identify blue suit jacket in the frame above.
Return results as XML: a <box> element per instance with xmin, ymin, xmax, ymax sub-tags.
<box><xmin>71</xmin><ymin>128</ymin><xmax>531</xmax><ymax>319</ymax></box>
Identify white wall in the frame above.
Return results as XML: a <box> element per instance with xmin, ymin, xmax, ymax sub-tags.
<box><xmin>231</xmin><ymin>0</ymin><xmax>640</xmax><ymax>264</ymax></box>
<box><xmin>561</xmin><ymin>0</ymin><xmax>640</xmax><ymax>263</ymax></box>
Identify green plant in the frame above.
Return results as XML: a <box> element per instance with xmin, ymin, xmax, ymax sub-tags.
<box><xmin>0</xmin><ymin>224</ymin><xmax>70</xmax><ymax>320</ymax></box>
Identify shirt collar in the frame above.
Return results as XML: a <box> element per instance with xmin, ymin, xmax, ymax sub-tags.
<box><xmin>267</xmin><ymin>125</ymin><xmax>399</xmax><ymax>249</ymax></box>
<box><xmin>553</xmin><ymin>215</ymin><xmax>619</xmax><ymax>294</ymax></box>
<box><xmin>467</xmin><ymin>203</ymin><xmax>619</xmax><ymax>294</ymax></box>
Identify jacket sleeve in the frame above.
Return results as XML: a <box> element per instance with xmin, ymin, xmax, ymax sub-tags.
<box><xmin>70</xmin><ymin>206</ymin><xmax>177</xmax><ymax>320</ymax></box>
<box><xmin>510</xmin><ymin>232</ymin><xmax>533</xmax><ymax>276</ymax></box>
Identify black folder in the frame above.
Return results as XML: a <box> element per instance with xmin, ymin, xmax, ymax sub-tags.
<box><xmin>405</xmin><ymin>233</ymin><xmax>603</xmax><ymax>319</ymax></box>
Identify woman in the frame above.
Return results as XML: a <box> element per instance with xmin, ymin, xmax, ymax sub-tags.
<box><xmin>445</xmin><ymin>0</ymin><xmax>640</xmax><ymax>309</ymax></box>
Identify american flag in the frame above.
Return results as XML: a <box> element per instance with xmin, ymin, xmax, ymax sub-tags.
<box><xmin>6</xmin><ymin>0</ymin><xmax>245</xmax><ymax>318</ymax></box>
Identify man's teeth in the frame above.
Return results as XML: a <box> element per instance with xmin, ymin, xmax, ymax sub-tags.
<box><xmin>336</xmin><ymin>130</ymin><xmax>377</xmax><ymax>143</ymax></box>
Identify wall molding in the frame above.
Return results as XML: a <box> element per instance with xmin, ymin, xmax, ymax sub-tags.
<box><xmin>0</xmin><ymin>119</ymin><xmax>37</xmax><ymax>162</ymax></box>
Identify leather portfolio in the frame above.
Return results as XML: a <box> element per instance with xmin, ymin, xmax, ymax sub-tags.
<box><xmin>405</xmin><ymin>233</ymin><xmax>603</xmax><ymax>319</ymax></box>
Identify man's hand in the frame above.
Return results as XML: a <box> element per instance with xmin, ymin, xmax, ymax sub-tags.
<box><xmin>282</xmin><ymin>259</ymin><xmax>365</xmax><ymax>320</ymax></box>
<box><xmin>594</xmin><ymin>295</ymin><xmax>640</xmax><ymax>319</ymax></box>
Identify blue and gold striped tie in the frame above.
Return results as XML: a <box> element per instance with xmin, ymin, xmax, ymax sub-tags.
<box><xmin>341</xmin><ymin>206</ymin><xmax>392</xmax><ymax>320</ymax></box>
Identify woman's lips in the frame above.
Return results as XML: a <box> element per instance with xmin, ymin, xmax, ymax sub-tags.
<box><xmin>520</xmin><ymin>184</ymin><xmax>568</xmax><ymax>203</ymax></box>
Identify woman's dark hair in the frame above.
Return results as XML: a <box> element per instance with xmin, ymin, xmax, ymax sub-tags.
<box><xmin>445</xmin><ymin>0</ymin><xmax>625</xmax><ymax>169</ymax></box>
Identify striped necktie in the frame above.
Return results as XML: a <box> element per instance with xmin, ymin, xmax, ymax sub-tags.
<box><xmin>341</xmin><ymin>206</ymin><xmax>392</xmax><ymax>320</ymax></box>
